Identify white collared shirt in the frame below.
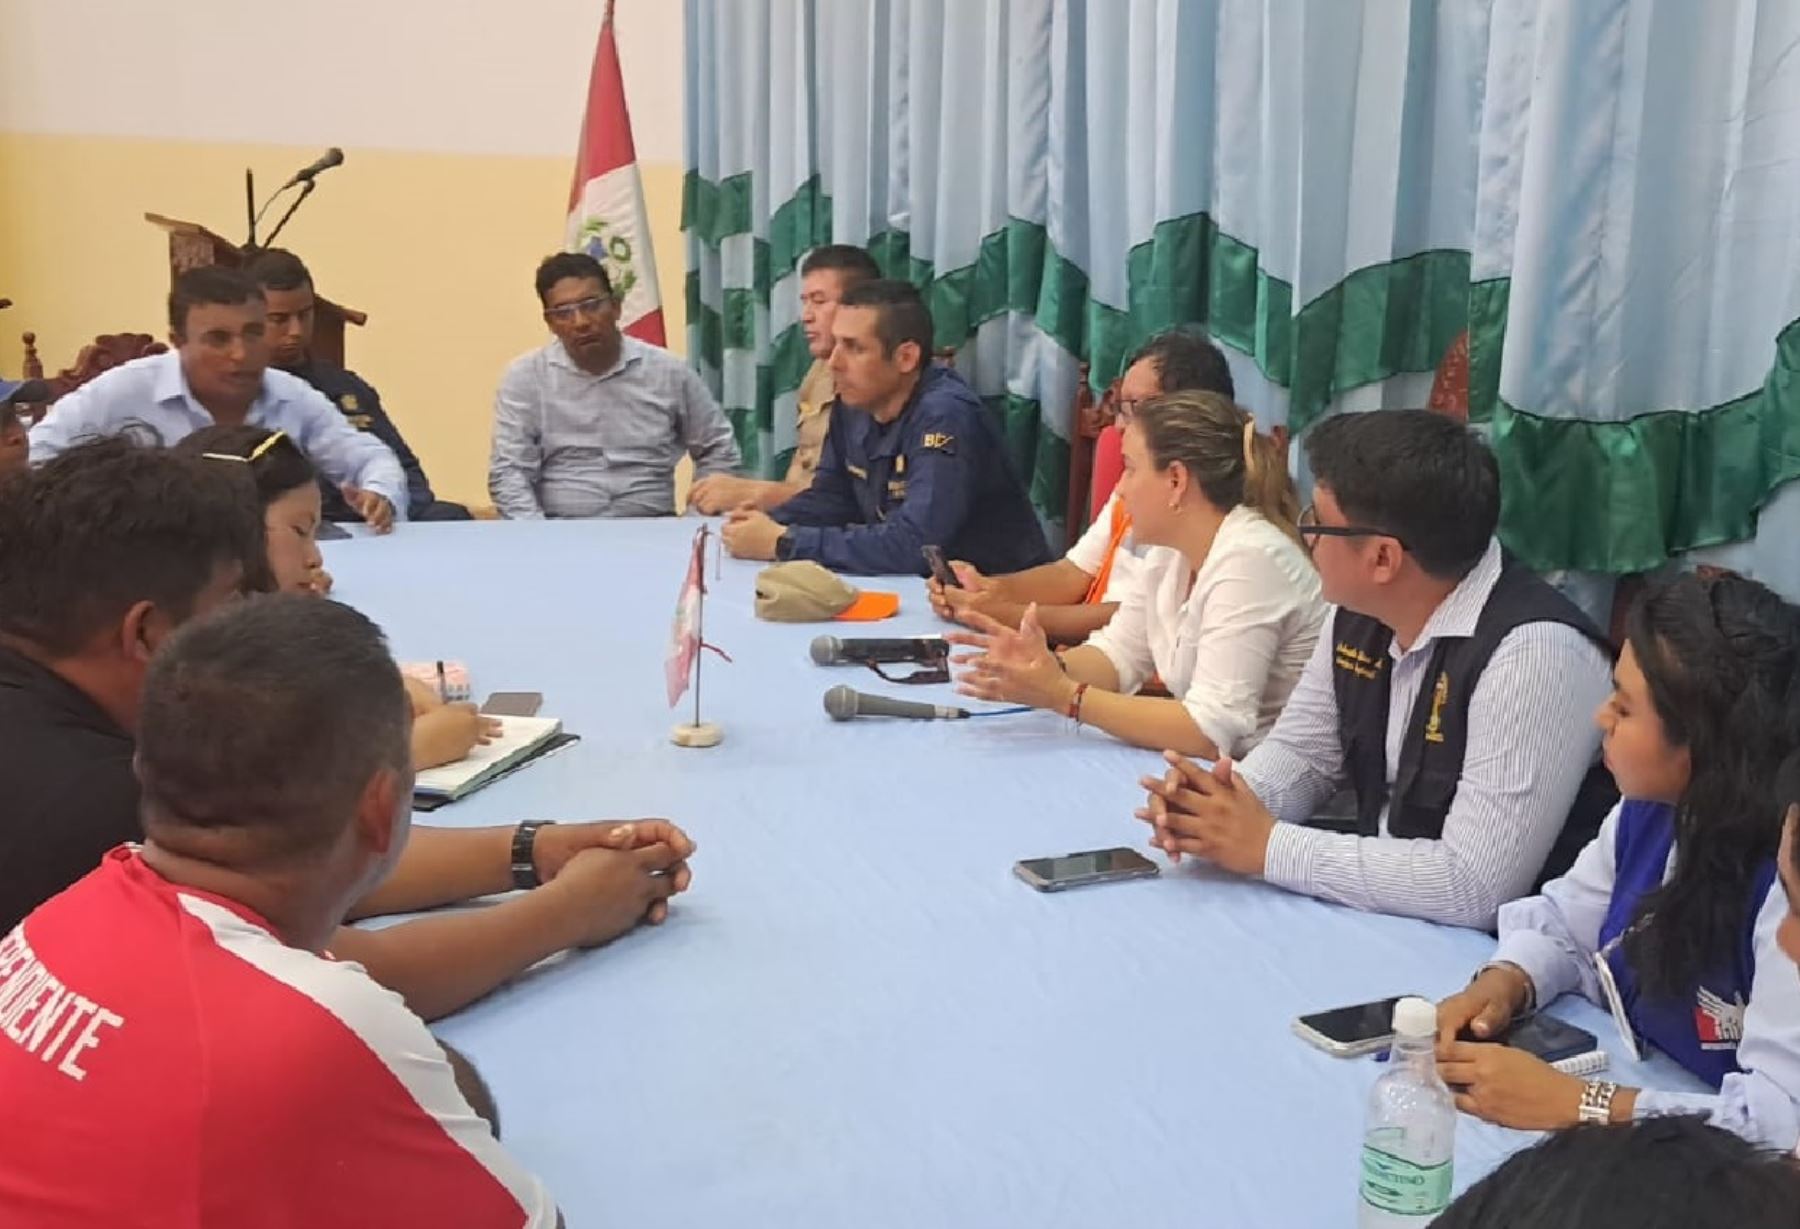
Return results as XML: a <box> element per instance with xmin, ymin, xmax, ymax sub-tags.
<box><xmin>28</xmin><ymin>351</ymin><xmax>408</xmax><ymax>516</ymax></box>
<box><xmin>488</xmin><ymin>336</ymin><xmax>741</xmax><ymax>519</ymax></box>
<box><xmin>1085</xmin><ymin>505</ymin><xmax>1327</xmax><ymax>757</ymax></box>
<box><xmin>1494</xmin><ymin>803</ymin><xmax>1800</xmax><ymax>1151</ymax></box>
<box><xmin>1239</xmin><ymin>540</ymin><xmax>1614</xmax><ymax>930</ymax></box>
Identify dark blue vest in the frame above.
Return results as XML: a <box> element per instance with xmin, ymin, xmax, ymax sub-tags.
<box><xmin>1598</xmin><ymin>799</ymin><xmax>1776</xmax><ymax>1089</ymax></box>
<box><xmin>1328</xmin><ymin>555</ymin><xmax>1618</xmax><ymax>889</ymax></box>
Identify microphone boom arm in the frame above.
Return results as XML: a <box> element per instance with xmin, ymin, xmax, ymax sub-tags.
<box><xmin>260</xmin><ymin>179</ymin><xmax>317</xmax><ymax>250</ymax></box>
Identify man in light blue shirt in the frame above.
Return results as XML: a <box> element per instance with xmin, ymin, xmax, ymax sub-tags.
<box><xmin>31</xmin><ymin>266</ymin><xmax>407</xmax><ymax>531</ymax></box>
<box><xmin>488</xmin><ymin>252</ymin><xmax>741</xmax><ymax>519</ymax></box>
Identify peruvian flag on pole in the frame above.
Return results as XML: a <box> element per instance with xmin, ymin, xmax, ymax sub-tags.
<box><xmin>567</xmin><ymin>0</ymin><xmax>665</xmax><ymax>345</ymax></box>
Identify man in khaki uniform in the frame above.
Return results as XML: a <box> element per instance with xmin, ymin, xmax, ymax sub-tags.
<box><xmin>689</xmin><ymin>245</ymin><xmax>880</xmax><ymax>513</ymax></box>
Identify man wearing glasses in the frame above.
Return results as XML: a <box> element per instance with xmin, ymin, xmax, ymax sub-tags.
<box><xmin>1139</xmin><ymin>410</ymin><xmax>1616</xmax><ymax>930</ymax></box>
<box><xmin>488</xmin><ymin>252</ymin><xmax>740</xmax><ymax>518</ymax></box>
<box><xmin>29</xmin><ymin>266</ymin><xmax>407</xmax><ymax>532</ymax></box>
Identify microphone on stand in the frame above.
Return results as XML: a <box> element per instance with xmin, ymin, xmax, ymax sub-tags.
<box><xmin>810</xmin><ymin>635</ymin><xmax>949</xmax><ymax>666</ymax></box>
<box><xmin>823</xmin><ymin>685</ymin><xmax>969</xmax><ymax>722</ymax></box>
<box><xmin>282</xmin><ymin>147</ymin><xmax>345</xmax><ymax>189</ymax></box>
<box><xmin>259</xmin><ymin>149</ymin><xmax>345</xmax><ymax>249</ymax></box>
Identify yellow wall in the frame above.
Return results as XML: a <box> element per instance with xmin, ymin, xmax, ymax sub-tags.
<box><xmin>0</xmin><ymin>132</ymin><xmax>688</xmax><ymax>509</ymax></box>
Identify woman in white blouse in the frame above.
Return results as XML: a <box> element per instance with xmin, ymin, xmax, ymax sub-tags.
<box><xmin>948</xmin><ymin>391</ymin><xmax>1325</xmax><ymax>758</ymax></box>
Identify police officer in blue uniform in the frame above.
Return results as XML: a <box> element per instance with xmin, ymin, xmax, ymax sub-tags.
<box><xmin>721</xmin><ymin>279</ymin><xmax>1050</xmax><ymax>576</ymax></box>
<box><xmin>244</xmin><ymin>249</ymin><xmax>470</xmax><ymax>522</ymax></box>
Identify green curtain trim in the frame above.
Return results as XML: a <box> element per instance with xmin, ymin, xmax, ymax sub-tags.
<box><xmin>680</xmin><ymin>170</ymin><xmax>754</xmax><ymax>249</ymax></box>
<box><xmin>767</xmin><ymin>176</ymin><xmax>833</xmax><ymax>281</ymax></box>
<box><xmin>689</xmin><ymin>167</ymin><xmax>1800</xmax><ymax>568</ymax></box>
<box><xmin>684</xmin><ymin>170</ymin><xmax>1465</xmax><ymax>430</ymax></box>
<box><xmin>1495</xmin><ymin>312</ymin><xmax>1800</xmax><ymax>574</ymax></box>
<box><xmin>1466</xmin><ymin>276</ymin><xmax>1509</xmax><ymax>426</ymax></box>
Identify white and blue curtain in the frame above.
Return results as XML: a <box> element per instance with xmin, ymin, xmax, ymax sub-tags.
<box><xmin>684</xmin><ymin>0</ymin><xmax>1800</xmax><ymax>594</ymax></box>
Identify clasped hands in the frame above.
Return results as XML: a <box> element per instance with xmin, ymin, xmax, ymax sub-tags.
<box><xmin>720</xmin><ymin>502</ymin><xmax>785</xmax><ymax>560</ymax></box>
<box><xmin>530</xmin><ymin>819</ymin><xmax>697</xmax><ymax>939</ymax></box>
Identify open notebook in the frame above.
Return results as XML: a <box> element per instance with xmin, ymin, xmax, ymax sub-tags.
<box><xmin>413</xmin><ymin>715</ymin><xmax>569</xmax><ymax>802</ymax></box>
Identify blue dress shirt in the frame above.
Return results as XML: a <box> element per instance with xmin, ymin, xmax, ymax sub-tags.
<box><xmin>29</xmin><ymin>351</ymin><xmax>409</xmax><ymax>519</ymax></box>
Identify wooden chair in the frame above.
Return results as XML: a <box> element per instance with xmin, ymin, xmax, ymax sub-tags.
<box><xmin>17</xmin><ymin>331</ymin><xmax>167</xmax><ymax>424</ymax></box>
<box><xmin>1064</xmin><ymin>363</ymin><xmax>1126</xmax><ymax>548</ymax></box>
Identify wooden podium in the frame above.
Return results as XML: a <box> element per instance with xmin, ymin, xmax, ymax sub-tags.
<box><xmin>144</xmin><ymin>213</ymin><xmax>366</xmax><ymax>367</ymax></box>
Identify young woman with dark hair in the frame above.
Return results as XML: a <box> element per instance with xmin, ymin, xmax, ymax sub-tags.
<box><xmin>180</xmin><ymin>425</ymin><xmax>497</xmax><ymax>771</ymax></box>
<box><xmin>1436</xmin><ymin>572</ymin><xmax>1800</xmax><ymax>1148</ymax></box>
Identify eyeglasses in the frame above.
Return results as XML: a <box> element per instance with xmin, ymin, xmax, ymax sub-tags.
<box><xmin>543</xmin><ymin>296</ymin><xmax>614</xmax><ymax>324</ymax></box>
<box><xmin>1296</xmin><ymin>504</ymin><xmax>1409</xmax><ymax>551</ymax></box>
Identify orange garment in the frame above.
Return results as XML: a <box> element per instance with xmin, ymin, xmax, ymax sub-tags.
<box><xmin>1082</xmin><ymin>497</ymin><xmax>1132</xmax><ymax>605</ymax></box>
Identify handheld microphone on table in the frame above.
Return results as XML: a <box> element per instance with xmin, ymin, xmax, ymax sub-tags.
<box><xmin>823</xmin><ymin>685</ymin><xmax>969</xmax><ymax>722</ymax></box>
<box><xmin>809</xmin><ymin>634</ymin><xmax>949</xmax><ymax>666</ymax></box>
<box><xmin>821</xmin><ymin>685</ymin><xmax>1033</xmax><ymax>722</ymax></box>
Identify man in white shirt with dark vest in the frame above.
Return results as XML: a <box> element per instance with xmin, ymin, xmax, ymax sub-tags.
<box><xmin>1138</xmin><ymin>409</ymin><xmax>1616</xmax><ymax>930</ymax></box>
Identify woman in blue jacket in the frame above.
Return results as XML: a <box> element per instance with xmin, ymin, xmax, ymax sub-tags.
<box><xmin>1436</xmin><ymin>573</ymin><xmax>1800</xmax><ymax>1149</ymax></box>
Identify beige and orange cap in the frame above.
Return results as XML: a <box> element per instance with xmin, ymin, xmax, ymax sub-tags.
<box><xmin>754</xmin><ymin>561</ymin><xmax>899</xmax><ymax>622</ymax></box>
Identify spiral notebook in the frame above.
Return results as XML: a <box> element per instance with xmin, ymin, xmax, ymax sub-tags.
<box><xmin>412</xmin><ymin>715</ymin><xmax>570</xmax><ymax>803</ymax></box>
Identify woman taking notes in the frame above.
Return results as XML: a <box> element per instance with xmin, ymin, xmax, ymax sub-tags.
<box><xmin>179</xmin><ymin>425</ymin><xmax>497</xmax><ymax>771</ymax></box>
<box><xmin>1436</xmin><ymin>574</ymin><xmax>1800</xmax><ymax>1149</ymax></box>
<box><xmin>949</xmin><ymin>391</ymin><xmax>1324</xmax><ymax>757</ymax></box>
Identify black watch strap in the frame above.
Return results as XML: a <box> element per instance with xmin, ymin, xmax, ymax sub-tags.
<box><xmin>774</xmin><ymin>531</ymin><xmax>796</xmax><ymax>562</ymax></box>
<box><xmin>511</xmin><ymin>820</ymin><xmax>554</xmax><ymax>890</ymax></box>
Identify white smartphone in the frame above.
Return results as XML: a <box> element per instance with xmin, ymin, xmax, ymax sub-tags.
<box><xmin>1292</xmin><ymin>996</ymin><xmax>1408</xmax><ymax>1058</ymax></box>
<box><xmin>1014</xmin><ymin>847</ymin><xmax>1160</xmax><ymax>892</ymax></box>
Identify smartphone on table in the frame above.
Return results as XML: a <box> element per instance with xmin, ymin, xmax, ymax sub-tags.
<box><xmin>1014</xmin><ymin>847</ymin><xmax>1160</xmax><ymax>892</ymax></box>
<box><xmin>1293</xmin><ymin>996</ymin><xmax>1409</xmax><ymax>1058</ymax></box>
<box><xmin>482</xmin><ymin>691</ymin><xmax>544</xmax><ymax>718</ymax></box>
<box><xmin>921</xmin><ymin>544</ymin><xmax>961</xmax><ymax>589</ymax></box>
<box><xmin>1490</xmin><ymin>1014</ymin><xmax>1607</xmax><ymax>1075</ymax></box>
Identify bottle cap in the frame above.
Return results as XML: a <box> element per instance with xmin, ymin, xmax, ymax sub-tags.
<box><xmin>1393</xmin><ymin>996</ymin><xmax>1438</xmax><ymax>1037</ymax></box>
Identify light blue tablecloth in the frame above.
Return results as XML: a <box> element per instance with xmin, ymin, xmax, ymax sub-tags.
<box><xmin>325</xmin><ymin>519</ymin><xmax>1703</xmax><ymax>1229</ymax></box>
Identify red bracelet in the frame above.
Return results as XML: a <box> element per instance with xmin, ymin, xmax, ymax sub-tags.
<box><xmin>1066</xmin><ymin>682</ymin><xmax>1090</xmax><ymax>724</ymax></box>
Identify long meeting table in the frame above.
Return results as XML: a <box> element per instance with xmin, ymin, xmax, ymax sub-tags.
<box><xmin>327</xmin><ymin>518</ymin><xmax>1704</xmax><ymax>1228</ymax></box>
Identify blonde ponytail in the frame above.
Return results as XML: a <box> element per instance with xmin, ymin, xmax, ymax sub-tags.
<box><xmin>1242</xmin><ymin>420</ymin><xmax>1301</xmax><ymax>541</ymax></box>
<box><xmin>1133</xmin><ymin>391</ymin><xmax>1302</xmax><ymax>539</ymax></box>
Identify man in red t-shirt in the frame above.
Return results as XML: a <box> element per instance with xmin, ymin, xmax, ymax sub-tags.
<box><xmin>0</xmin><ymin>596</ymin><xmax>586</xmax><ymax>1225</ymax></box>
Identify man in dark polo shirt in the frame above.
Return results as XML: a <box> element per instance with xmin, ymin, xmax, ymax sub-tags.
<box><xmin>244</xmin><ymin>248</ymin><xmax>471</xmax><ymax>522</ymax></box>
<box><xmin>0</xmin><ymin>440</ymin><xmax>693</xmax><ymax>1020</ymax></box>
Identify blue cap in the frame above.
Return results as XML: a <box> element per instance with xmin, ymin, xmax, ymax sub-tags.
<box><xmin>0</xmin><ymin>378</ymin><xmax>50</xmax><ymax>403</ymax></box>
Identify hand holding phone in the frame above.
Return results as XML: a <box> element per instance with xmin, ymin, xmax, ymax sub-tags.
<box><xmin>922</xmin><ymin>545</ymin><xmax>961</xmax><ymax>589</ymax></box>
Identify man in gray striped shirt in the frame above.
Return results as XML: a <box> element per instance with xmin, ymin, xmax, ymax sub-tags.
<box><xmin>489</xmin><ymin>252</ymin><xmax>741</xmax><ymax>518</ymax></box>
<box><xmin>1139</xmin><ymin>410</ymin><xmax>1614</xmax><ymax>931</ymax></box>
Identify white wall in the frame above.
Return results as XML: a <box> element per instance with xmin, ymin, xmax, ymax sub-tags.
<box><xmin>0</xmin><ymin>0</ymin><xmax>683</xmax><ymax>161</ymax></box>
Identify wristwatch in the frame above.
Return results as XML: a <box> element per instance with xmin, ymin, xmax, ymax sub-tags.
<box><xmin>774</xmin><ymin>531</ymin><xmax>796</xmax><ymax>562</ymax></box>
<box><xmin>1578</xmin><ymin>1080</ymin><xmax>1619</xmax><ymax>1125</ymax></box>
<box><xmin>510</xmin><ymin>820</ymin><xmax>556</xmax><ymax>890</ymax></box>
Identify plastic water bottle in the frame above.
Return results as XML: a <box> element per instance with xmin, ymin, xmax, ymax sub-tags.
<box><xmin>1358</xmin><ymin>996</ymin><xmax>1456</xmax><ymax>1227</ymax></box>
